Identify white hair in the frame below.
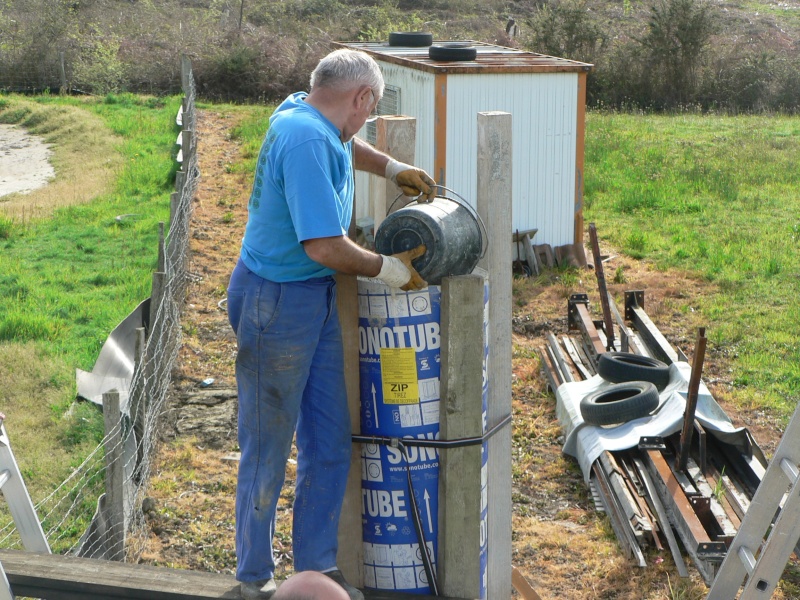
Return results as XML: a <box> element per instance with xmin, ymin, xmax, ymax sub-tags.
<box><xmin>310</xmin><ymin>48</ymin><xmax>384</xmax><ymax>99</ymax></box>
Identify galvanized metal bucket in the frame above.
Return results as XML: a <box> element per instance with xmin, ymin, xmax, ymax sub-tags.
<box><xmin>375</xmin><ymin>186</ymin><xmax>488</xmax><ymax>285</ymax></box>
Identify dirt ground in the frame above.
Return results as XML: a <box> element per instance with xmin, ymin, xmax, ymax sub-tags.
<box><xmin>0</xmin><ymin>124</ymin><xmax>54</xmax><ymax>197</ymax></box>
<box><xmin>138</xmin><ymin>109</ymin><xmax>789</xmax><ymax>599</ymax></box>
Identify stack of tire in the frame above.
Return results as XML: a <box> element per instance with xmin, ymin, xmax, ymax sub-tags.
<box><xmin>580</xmin><ymin>352</ymin><xmax>671</xmax><ymax>426</ymax></box>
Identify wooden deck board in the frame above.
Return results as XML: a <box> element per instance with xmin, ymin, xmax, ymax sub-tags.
<box><xmin>0</xmin><ymin>550</ymin><xmax>471</xmax><ymax>600</ymax></box>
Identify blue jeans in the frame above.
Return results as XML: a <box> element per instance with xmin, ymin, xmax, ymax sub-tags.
<box><xmin>227</xmin><ymin>258</ymin><xmax>352</xmax><ymax>583</ymax></box>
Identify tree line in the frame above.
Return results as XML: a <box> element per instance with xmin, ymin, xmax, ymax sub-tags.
<box><xmin>0</xmin><ymin>0</ymin><xmax>797</xmax><ymax>112</ymax></box>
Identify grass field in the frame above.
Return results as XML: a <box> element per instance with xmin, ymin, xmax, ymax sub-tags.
<box><xmin>585</xmin><ymin>110</ymin><xmax>800</xmax><ymax>418</ymax></box>
<box><xmin>1</xmin><ymin>96</ymin><xmax>799</xmax><ymax>566</ymax></box>
<box><xmin>0</xmin><ymin>93</ymin><xmax>181</xmax><ymax>547</ymax></box>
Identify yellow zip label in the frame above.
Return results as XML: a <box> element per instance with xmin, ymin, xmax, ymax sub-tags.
<box><xmin>380</xmin><ymin>347</ymin><xmax>420</xmax><ymax>405</ymax></box>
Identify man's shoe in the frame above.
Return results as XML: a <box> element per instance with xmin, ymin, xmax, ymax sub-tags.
<box><xmin>324</xmin><ymin>569</ymin><xmax>365</xmax><ymax>600</ymax></box>
<box><xmin>240</xmin><ymin>578</ymin><xmax>277</xmax><ymax>600</ymax></box>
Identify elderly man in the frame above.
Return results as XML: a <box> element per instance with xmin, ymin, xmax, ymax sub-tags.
<box><xmin>227</xmin><ymin>48</ymin><xmax>435</xmax><ymax>600</ymax></box>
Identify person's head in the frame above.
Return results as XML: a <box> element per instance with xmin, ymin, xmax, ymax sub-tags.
<box><xmin>308</xmin><ymin>48</ymin><xmax>384</xmax><ymax>142</ymax></box>
<box><xmin>310</xmin><ymin>48</ymin><xmax>384</xmax><ymax>102</ymax></box>
<box><xmin>273</xmin><ymin>571</ymin><xmax>349</xmax><ymax>600</ymax></box>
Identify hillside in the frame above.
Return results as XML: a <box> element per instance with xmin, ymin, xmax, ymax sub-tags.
<box><xmin>0</xmin><ymin>0</ymin><xmax>798</xmax><ymax>110</ymax></box>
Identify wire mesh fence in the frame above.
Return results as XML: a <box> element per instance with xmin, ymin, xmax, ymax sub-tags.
<box><xmin>0</xmin><ymin>56</ymin><xmax>200</xmax><ymax>563</ymax></box>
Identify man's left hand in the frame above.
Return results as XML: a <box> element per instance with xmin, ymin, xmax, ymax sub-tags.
<box><xmin>386</xmin><ymin>159</ymin><xmax>436</xmax><ymax>201</ymax></box>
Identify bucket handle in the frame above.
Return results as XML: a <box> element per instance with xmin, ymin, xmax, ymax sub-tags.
<box><xmin>389</xmin><ymin>185</ymin><xmax>488</xmax><ymax>259</ymax></box>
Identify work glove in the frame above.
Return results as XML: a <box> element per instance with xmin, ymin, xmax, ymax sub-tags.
<box><xmin>385</xmin><ymin>158</ymin><xmax>436</xmax><ymax>202</ymax></box>
<box><xmin>377</xmin><ymin>245</ymin><xmax>428</xmax><ymax>291</ymax></box>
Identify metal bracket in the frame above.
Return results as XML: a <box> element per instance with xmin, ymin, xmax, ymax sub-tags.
<box><xmin>638</xmin><ymin>436</ymin><xmax>666</xmax><ymax>450</ymax></box>
<box><xmin>624</xmin><ymin>290</ymin><xmax>645</xmax><ymax>322</ymax></box>
<box><xmin>567</xmin><ymin>293</ymin><xmax>589</xmax><ymax>331</ymax></box>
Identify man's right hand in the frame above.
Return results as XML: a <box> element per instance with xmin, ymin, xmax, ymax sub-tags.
<box><xmin>377</xmin><ymin>245</ymin><xmax>427</xmax><ymax>290</ymax></box>
<box><xmin>393</xmin><ymin>245</ymin><xmax>427</xmax><ymax>291</ymax></box>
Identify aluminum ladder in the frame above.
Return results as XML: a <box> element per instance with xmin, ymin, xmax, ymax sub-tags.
<box><xmin>0</xmin><ymin>418</ymin><xmax>51</xmax><ymax>600</ymax></box>
<box><xmin>707</xmin><ymin>402</ymin><xmax>800</xmax><ymax>598</ymax></box>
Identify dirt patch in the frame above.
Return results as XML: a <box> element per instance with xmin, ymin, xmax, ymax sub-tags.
<box><xmin>140</xmin><ymin>109</ymin><xmax>787</xmax><ymax>598</ymax></box>
<box><xmin>0</xmin><ymin>124</ymin><xmax>54</xmax><ymax>199</ymax></box>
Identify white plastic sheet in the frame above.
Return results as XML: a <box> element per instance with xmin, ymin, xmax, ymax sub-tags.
<box><xmin>556</xmin><ymin>361</ymin><xmax>757</xmax><ymax>482</ymax></box>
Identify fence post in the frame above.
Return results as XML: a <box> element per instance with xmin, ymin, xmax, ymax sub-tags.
<box><xmin>369</xmin><ymin>116</ymin><xmax>417</xmax><ymax>231</ymax></box>
<box><xmin>157</xmin><ymin>222</ymin><xmax>166</xmax><ymax>274</ymax></box>
<box><xmin>130</xmin><ymin>327</ymin><xmax>147</xmax><ymax>482</ymax></box>
<box><xmin>175</xmin><ymin>170</ymin><xmax>186</xmax><ymax>195</ymax></box>
<box><xmin>58</xmin><ymin>51</ymin><xmax>67</xmax><ymax>94</ymax></box>
<box><xmin>182</xmin><ymin>129</ymin><xmax>194</xmax><ymax>164</ymax></box>
<box><xmin>102</xmin><ymin>390</ymin><xmax>125</xmax><ymax>561</ymax></box>
<box><xmin>170</xmin><ymin>192</ymin><xmax>179</xmax><ymax>230</ymax></box>
<box><xmin>438</xmin><ymin>274</ymin><xmax>486</xmax><ymax>598</ymax></box>
<box><xmin>477</xmin><ymin>111</ymin><xmax>513</xmax><ymax>600</ymax></box>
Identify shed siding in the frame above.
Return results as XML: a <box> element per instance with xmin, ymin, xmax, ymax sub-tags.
<box><xmin>356</xmin><ymin>66</ymin><xmax>579</xmax><ymax>248</ymax></box>
<box><xmin>445</xmin><ymin>72</ymin><xmax>578</xmax><ymax>246</ymax></box>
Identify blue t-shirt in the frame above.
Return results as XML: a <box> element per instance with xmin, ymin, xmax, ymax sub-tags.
<box><xmin>240</xmin><ymin>92</ymin><xmax>354</xmax><ymax>282</ymax></box>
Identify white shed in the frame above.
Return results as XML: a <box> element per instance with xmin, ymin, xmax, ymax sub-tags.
<box><xmin>338</xmin><ymin>40</ymin><xmax>592</xmax><ymax>248</ymax></box>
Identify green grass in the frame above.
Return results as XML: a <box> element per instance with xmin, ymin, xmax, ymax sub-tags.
<box><xmin>585</xmin><ymin>110</ymin><xmax>800</xmax><ymax>415</ymax></box>
<box><xmin>0</xmin><ymin>93</ymin><xmax>181</xmax><ymax>548</ymax></box>
<box><xmin>0</xmin><ymin>93</ymin><xmax>180</xmax><ymax>368</ymax></box>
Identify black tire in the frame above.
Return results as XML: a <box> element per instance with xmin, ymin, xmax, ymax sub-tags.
<box><xmin>388</xmin><ymin>32</ymin><xmax>433</xmax><ymax>47</ymax></box>
<box><xmin>580</xmin><ymin>381</ymin><xmax>660</xmax><ymax>426</ymax></box>
<box><xmin>428</xmin><ymin>43</ymin><xmax>477</xmax><ymax>62</ymax></box>
<box><xmin>597</xmin><ymin>351</ymin><xmax>671</xmax><ymax>391</ymax></box>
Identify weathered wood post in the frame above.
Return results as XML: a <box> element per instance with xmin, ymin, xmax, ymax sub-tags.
<box><xmin>157</xmin><ymin>222</ymin><xmax>166</xmax><ymax>274</ymax></box>
<box><xmin>335</xmin><ymin>271</ymin><xmax>363</xmax><ymax>589</ymax></box>
<box><xmin>476</xmin><ymin>111</ymin><xmax>513</xmax><ymax>599</ymax></box>
<box><xmin>438</xmin><ymin>274</ymin><xmax>486</xmax><ymax>597</ymax></box>
<box><xmin>102</xmin><ymin>390</ymin><xmax>125</xmax><ymax>561</ymax></box>
<box><xmin>130</xmin><ymin>327</ymin><xmax>147</xmax><ymax>481</ymax></box>
<box><xmin>369</xmin><ymin>116</ymin><xmax>417</xmax><ymax>230</ymax></box>
<box><xmin>337</xmin><ymin>118</ymin><xmax>419</xmax><ymax>586</ymax></box>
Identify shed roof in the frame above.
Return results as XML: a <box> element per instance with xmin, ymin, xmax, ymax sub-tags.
<box><xmin>335</xmin><ymin>41</ymin><xmax>593</xmax><ymax>75</ymax></box>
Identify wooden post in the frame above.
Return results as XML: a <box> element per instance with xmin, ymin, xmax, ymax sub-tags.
<box><xmin>59</xmin><ymin>51</ymin><xmax>67</xmax><ymax>94</ymax></box>
<box><xmin>181</xmin><ymin>55</ymin><xmax>191</xmax><ymax>94</ymax></box>
<box><xmin>169</xmin><ymin>192</ymin><xmax>179</xmax><ymax>230</ymax></box>
<box><xmin>335</xmin><ymin>273</ymin><xmax>363</xmax><ymax>585</ymax></box>
<box><xmin>476</xmin><ymin>111</ymin><xmax>513</xmax><ymax>600</ymax></box>
<box><xmin>175</xmin><ymin>170</ymin><xmax>186</xmax><ymax>194</ymax></box>
<box><xmin>370</xmin><ymin>116</ymin><xmax>417</xmax><ymax>231</ymax></box>
<box><xmin>182</xmin><ymin>129</ymin><xmax>194</xmax><ymax>163</ymax></box>
<box><xmin>158</xmin><ymin>222</ymin><xmax>166</xmax><ymax>274</ymax></box>
<box><xmin>150</xmin><ymin>271</ymin><xmax>165</xmax><ymax>335</ymax></box>
<box><xmin>438</xmin><ymin>274</ymin><xmax>485</xmax><ymax>598</ymax></box>
<box><xmin>102</xmin><ymin>390</ymin><xmax>125</xmax><ymax>561</ymax></box>
<box><xmin>131</xmin><ymin>327</ymin><xmax>147</xmax><ymax>481</ymax></box>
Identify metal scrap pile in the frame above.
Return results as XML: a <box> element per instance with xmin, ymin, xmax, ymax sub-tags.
<box><xmin>538</xmin><ymin>227</ymin><xmax>768</xmax><ymax>583</ymax></box>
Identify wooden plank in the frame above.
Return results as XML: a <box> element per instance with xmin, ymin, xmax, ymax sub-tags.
<box><xmin>574</xmin><ymin>71</ymin><xmax>587</xmax><ymax>247</ymax></box>
<box><xmin>336</xmin><ymin>272</ymin><xmax>364</xmax><ymax>586</ymax></box>
<box><xmin>537</xmin><ymin>347</ymin><xmax>562</xmax><ymax>393</ymax></box>
<box><xmin>0</xmin><ymin>550</ymin><xmax>473</xmax><ymax>600</ymax></box>
<box><xmin>438</xmin><ymin>275</ymin><xmax>485</xmax><ymax>598</ymax></box>
<box><xmin>521</xmin><ymin>233</ymin><xmax>539</xmax><ymax>276</ymax></box>
<box><xmin>561</xmin><ymin>335</ymin><xmax>592</xmax><ymax>380</ymax></box>
<box><xmin>0</xmin><ymin>549</ymin><xmax>241</xmax><ymax>600</ymax></box>
<box><xmin>511</xmin><ymin>566</ymin><xmax>543</xmax><ymax>600</ymax></box>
